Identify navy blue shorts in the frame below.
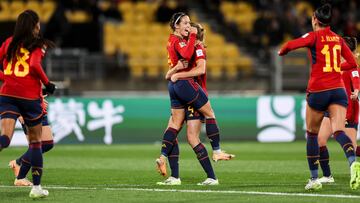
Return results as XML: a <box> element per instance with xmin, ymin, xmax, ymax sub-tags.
<box><xmin>0</xmin><ymin>96</ymin><xmax>43</xmax><ymax>127</ymax></box>
<box><xmin>170</xmin><ymin>79</ymin><xmax>208</xmax><ymax>110</ymax></box>
<box><xmin>168</xmin><ymin>81</ymin><xmax>184</xmax><ymax>109</ymax></box>
<box><xmin>21</xmin><ymin>115</ymin><xmax>49</xmax><ymax>135</ymax></box>
<box><xmin>345</xmin><ymin>121</ymin><xmax>358</xmax><ymax>130</ymax></box>
<box><xmin>185</xmin><ymin>105</ymin><xmax>205</xmax><ymax>122</ymax></box>
<box><xmin>324</xmin><ymin>111</ymin><xmax>330</xmax><ymax>117</ymax></box>
<box><xmin>307</xmin><ymin>88</ymin><xmax>348</xmax><ymax>112</ymax></box>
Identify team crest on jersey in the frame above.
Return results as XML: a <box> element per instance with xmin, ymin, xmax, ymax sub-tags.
<box><xmin>196</xmin><ymin>49</ymin><xmax>204</xmax><ymax>57</ymax></box>
<box><xmin>179</xmin><ymin>42</ymin><xmax>186</xmax><ymax>48</ymax></box>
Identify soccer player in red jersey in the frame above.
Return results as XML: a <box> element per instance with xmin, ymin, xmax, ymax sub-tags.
<box><xmin>156</xmin><ymin>14</ymin><xmax>232</xmax><ymax>184</ymax></box>
<box><xmin>317</xmin><ymin>37</ymin><xmax>360</xmax><ymax>184</ymax></box>
<box><xmin>279</xmin><ymin>4</ymin><xmax>360</xmax><ymax>190</ymax></box>
<box><xmin>0</xmin><ymin>10</ymin><xmax>56</xmax><ymax>198</ymax></box>
<box><xmin>9</xmin><ymin>97</ymin><xmax>54</xmax><ymax>187</ymax></box>
<box><xmin>157</xmin><ymin>22</ymin><xmax>234</xmax><ymax>186</ymax></box>
<box><xmin>0</xmin><ymin>76</ymin><xmax>54</xmax><ymax>187</ymax></box>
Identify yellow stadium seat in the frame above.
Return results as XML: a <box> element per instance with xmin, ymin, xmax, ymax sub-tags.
<box><xmin>26</xmin><ymin>1</ymin><xmax>41</xmax><ymax>13</ymax></box>
<box><xmin>129</xmin><ymin>57</ymin><xmax>145</xmax><ymax>78</ymax></box>
<box><xmin>207</xmin><ymin>59</ymin><xmax>223</xmax><ymax>79</ymax></box>
<box><xmin>118</xmin><ymin>2</ymin><xmax>133</xmax><ymax>13</ymax></box>
<box><xmin>104</xmin><ymin>43</ymin><xmax>116</xmax><ymax>55</ymax></box>
<box><xmin>65</xmin><ymin>10</ymin><xmax>90</xmax><ymax>23</ymax></box>
<box><xmin>9</xmin><ymin>1</ymin><xmax>25</xmax><ymax>20</ymax></box>
<box><xmin>0</xmin><ymin>2</ymin><xmax>10</xmax><ymax>21</ymax></box>
<box><xmin>98</xmin><ymin>1</ymin><xmax>111</xmax><ymax>11</ymax></box>
<box><xmin>237</xmin><ymin>2</ymin><xmax>253</xmax><ymax>13</ymax></box>
<box><xmin>221</xmin><ymin>2</ymin><xmax>235</xmax><ymax>14</ymax></box>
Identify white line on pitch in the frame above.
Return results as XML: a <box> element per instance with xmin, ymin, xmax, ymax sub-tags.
<box><xmin>0</xmin><ymin>185</ymin><xmax>359</xmax><ymax>199</ymax></box>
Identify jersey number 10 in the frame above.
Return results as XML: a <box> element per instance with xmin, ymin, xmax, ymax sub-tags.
<box><xmin>4</xmin><ymin>48</ymin><xmax>30</xmax><ymax>77</ymax></box>
<box><xmin>321</xmin><ymin>44</ymin><xmax>341</xmax><ymax>72</ymax></box>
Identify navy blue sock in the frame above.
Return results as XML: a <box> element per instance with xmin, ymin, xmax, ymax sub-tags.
<box><xmin>334</xmin><ymin>131</ymin><xmax>356</xmax><ymax>166</ymax></box>
<box><xmin>193</xmin><ymin>143</ymin><xmax>216</xmax><ymax>179</ymax></box>
<box><xmin>319</xmin><ymin>146</ymin><xmax>331</xmax><ymax>177</ymax></box>
<box><xmin>161</xmin><ymin>127</ymin><xmax>178</xmax><ymax>157</ymax></box>
<box><xmin>41</xmin><ymin>140</ymin><xmax>54</xmax><ymax>153</ymax></box>
<box><xmin>0</xmin><ymin>135</ymin><xmax>11</xmax><ymax>149</ymax></box>
<box><xmin>29</xmin><ymin>142</ymin><xmax>43</xmax><ymax>185</ymax></box>
<box><xmin>16</xmin><ymin>140</ymin><xmax>54</xmax><ymax>166</ymax></box>
<box><xmin>205</xmin><ymin>118</ymin><xmax>220</xmax><ymax>150</ymax></box>
<box><xmin>168</xmin><ymin>139</ymin><xmax>179</xmax><ymax>178</ymax></box>
<box><xmin>306</xmin><ymin>131</ymin><xmax>319</xmax><ymax>179</ymax></box>
<box><xmin>17</xmin><ymin>155</ymin><xmax>31</xmax><ymax>179</ymax></box>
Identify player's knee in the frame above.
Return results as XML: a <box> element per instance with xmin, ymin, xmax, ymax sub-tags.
<box><xmin>318</xmin><ymin>137</ymin><xmax>327</xmax><ymax>147</ymax></box>
<box><xmin>307</xmin><ymin>126</ymin><xmax>320</xmax><ymax>134</ymax></box>
<box><xmin>0</xmin><ymin>135</ymin><xmax>11</xmax><ymax>149</ymax></box>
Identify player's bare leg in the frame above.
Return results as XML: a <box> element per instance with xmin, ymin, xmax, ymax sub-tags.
<box><xmin>0</xmin><ymin>118</ymin><xmax>16</xmax><ymax>151</ymax></box>
<box><xmin>304</xmin><ymin>104</ymin><xmax>323</xmax><ymax>191</ymax></box>
<box><xmin>329</xmin><ymin>104</ymin><xmax>360</xmax><ymax>190</ymax></box>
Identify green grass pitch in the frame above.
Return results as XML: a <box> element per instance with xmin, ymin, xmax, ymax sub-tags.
<box><xmin>1</xmin><ymin>141</ymin><xmax>360</xmax><ymax>202</ymax></box>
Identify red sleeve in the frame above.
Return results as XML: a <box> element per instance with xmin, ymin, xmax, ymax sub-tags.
<box><xmin>278</xmin><ymin>32</ymin><xmax>316</xmax><ymax>56</ymax></box>
<box><xmin>0</xmin><ymin>71</ymin><xmax>4</xmax><ymax>81</ymax></box>
<box><xmin>30</xmin><ymin>48</ymin><xmax>49</xmax><ymax>85</ymax></box>
<box><xmin>340</xmin><ymin>38</ymin><xmax>358</xmax><ymax>71</ymax></box>
<box><xmin>174</xmin><ymin>33</ymin><xmax>196</xmax><ymax>60</ymax></box>
<box><xmin>0</xmin><ymin>40</ymin><xmax>7</xmax><ymax>63</ymax></box>
<box><xmin>347</xmin><ymin>67</ymin><xmax>360</xmax><ymax>90</ymax></box>
<box><xmin>195</xmin><ymin>46</ymin><xmax>206</xmax><ymax>61</ymax></box>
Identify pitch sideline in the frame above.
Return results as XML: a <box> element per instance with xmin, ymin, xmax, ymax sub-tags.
<box><xmin>1</xmin><ymin>185</ymin><xmax>360</xmax><ymax>199</ymax></box>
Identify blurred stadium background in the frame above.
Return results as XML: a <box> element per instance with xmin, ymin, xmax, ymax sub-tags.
<box><xmin>1</xmin><ymin>0</ymin><xmax>358</xmax><ymax>94</ymax></box>
<box><xmin>1</xmin><ymin>0</ymin><xmax>360</xmax><ymax>202</ymax></box>
<box><xmin>0</xmin><ymin>0</ymin><xmax>359</xmax><ymax>145</ymax></box>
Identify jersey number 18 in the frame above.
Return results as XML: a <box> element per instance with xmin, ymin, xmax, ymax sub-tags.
<box><xmin>4</xmin><ymin>48</ymin><xmax>30</xmax><ymax>77</ymax></box>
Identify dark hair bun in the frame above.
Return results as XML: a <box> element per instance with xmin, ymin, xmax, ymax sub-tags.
<box><xmin>315</xmin><ymin>3</ymin><xmax>332</xmax><ymax>25</ymax></box>
<box><xmin>343</xmin><ymin>37</ymin><xmax>357</xmax><ymax>52</ymax></box>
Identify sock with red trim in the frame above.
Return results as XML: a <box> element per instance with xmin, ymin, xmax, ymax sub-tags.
<box><xmin>193</xmin><ymin>143</ymin><xmax>216</xmax><ymax>179</ymax></box>
<box><xmin>29</xmin><ymin>142</ymin><xmax>43</xmax><ymax>185</ymax></box>
<box><xmin>168</xmin><ymin>139</ymin><xmax>179</xmax><ymax>178</ymax></box>
<box><xmin>205</xmin><ymin>118</ymin><xmax>220</xmax><ymax>151</ymax></box>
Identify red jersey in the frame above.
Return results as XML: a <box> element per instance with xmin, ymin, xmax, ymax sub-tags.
<box><xmin>189</xmin><ymin>43</ymin><xmax>207</xmax><ymax>95</ymax></box>
<box><xmin>0</xmin><ymin>37</ymin><xmax>49</xmax><ymax>100</ymax></box>
<box><xmin>279</xmin><ymin>27</ymin><xmax>358</xmax><ymax>92</ymax></box>
<box><xmin>167</xmin><ymin>33</ymin><xmax>196</xmax><ymax>68</ymax></box>
<box><xmin>341</xmin><ymin>63</ymin><xmax>359</xmax><ymax>123</ymax></box>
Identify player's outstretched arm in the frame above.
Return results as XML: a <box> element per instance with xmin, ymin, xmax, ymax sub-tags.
<box><xmin>279</xmin><ymin>32</ymin><xmax>315</xmax><ymax>56</ymax></box>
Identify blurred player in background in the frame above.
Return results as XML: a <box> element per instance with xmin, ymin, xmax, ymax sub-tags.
<box><xmin>317</xmin><ymin>36</ymin><xmax>360</xmax><ymax>184</ymax></box>
<box><xmin>0</xmin><ymin>10</ymin><xmax>56</xmax><ymax>199</ymax></box>
<box><xmin>8</xmin><ymin>95</ymin><xmax>54</xmax><ymax>187</ymax></box>
<box><xmin>279</xmin><ymin>4</ymin><xmax>360</xmax><ymax>191</ymax></box>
